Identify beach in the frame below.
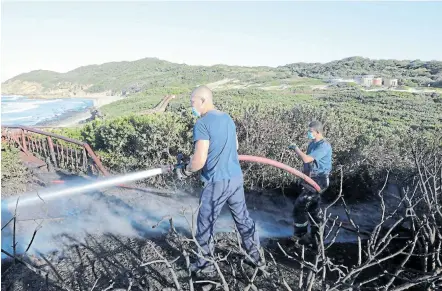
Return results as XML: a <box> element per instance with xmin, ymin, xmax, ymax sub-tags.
<box><xmin>1</xmin><ymin>95</ymin><xmax>124</xmax><ymax>128</ymax></box>
<box><xmin>41</xmin><ymin>95</ymin><xmax>123</xmax><ymax>127</ymax></box>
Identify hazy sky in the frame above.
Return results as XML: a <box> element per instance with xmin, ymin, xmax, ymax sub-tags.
<box><xmin>1</xmin><ymin>1</ymin><xmax>442</xmax><ymax>81</ymax></box>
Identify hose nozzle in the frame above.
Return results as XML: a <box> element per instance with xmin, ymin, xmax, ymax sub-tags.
<box><xmin>159</xmin><ymin>154</ymin><xmax>186</xmax><ymax>175</ymax></box>
<box><xmin>174</xmin><ymin>153</ymin><xmax>192</xmax><ymax>180</ymax></box>
<box><xmin>161</xmin><ymin>164</ymin><xmax>174</xmax><ymax>174</ymax></box>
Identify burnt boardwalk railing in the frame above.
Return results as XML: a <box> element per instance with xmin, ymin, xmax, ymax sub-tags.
<box><xmin>1</xmin><ymin>125</ymin><xmax>110</xmax><ymax>177</ymax></box>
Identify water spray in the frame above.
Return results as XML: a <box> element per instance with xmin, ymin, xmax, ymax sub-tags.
<box><xmin>3</xmin><ymin>166</ymin><xmax>172</xmax><ymax>209</ymax></box>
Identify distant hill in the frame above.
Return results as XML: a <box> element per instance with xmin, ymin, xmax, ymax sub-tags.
<box><xmin>2</xmin><ymin>56</ymin><xmax>442</xmax><ymax>97</ymax></box>
<box><xmin>2</xmin><ymin>58</ymin><xmax>292</xmax><ymax>97</ymax></box>
<box><xmin>282</xmin><ymin>56</ymin><xmax>442</xmax><ymax>87</ymax></box>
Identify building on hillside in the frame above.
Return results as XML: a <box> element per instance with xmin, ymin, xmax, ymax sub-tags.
<box><xmin>372</xmin><ymin>77</ymin><xmax>383</xmax><ymax>86</ymax></box>
<box><xmin>361</xmin><ymin>75</ymin><xmax>374</xmax><ymax>87</ymax></box>
<box><xmin>384</xmin><ymin>78</ymin><xmax>398</xmax><ymax>87</ymax></box>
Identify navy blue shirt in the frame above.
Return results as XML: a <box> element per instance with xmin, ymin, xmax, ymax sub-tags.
<box><xmin>193</xmin><ymin>110</ymin><xmax>243</xmax><ymax>183</ymax></box>
<box><xmin>303</xmin><ymin>139</ymin><xmax>332</xmax><ymax>176</ymax></box>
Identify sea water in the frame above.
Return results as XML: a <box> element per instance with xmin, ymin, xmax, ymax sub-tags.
<box><xmin>1</xmin><ymin>95</ymin><xmax>94</xmax><ymax>126</ymax></box>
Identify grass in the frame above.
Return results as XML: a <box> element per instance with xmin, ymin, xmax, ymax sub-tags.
<box><xmin>101</xmin><ymin>84</ymin><xmax>441</xmax><ymax>134</ymax></box>
<box><xmin>100</xmin><ymin>87</ymin><xmax>191</xmax><ymax>118</ymax></box>
<box><xmin>288</xmin><ymin>77</ymin><xmax>326</xmax><ymax>86</ymax></box>
<box><xmin>101</xmin><ymin>93</ymin><xmax>164</xmax><ymax>118</ymax></box>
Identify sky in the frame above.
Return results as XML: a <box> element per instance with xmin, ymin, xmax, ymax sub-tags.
<box><xmin>1</xmin><ymin>0</ymin><xmax>442</xmax><ymax>82</ymax></box>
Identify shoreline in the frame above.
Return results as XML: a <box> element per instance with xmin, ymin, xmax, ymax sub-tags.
<box><xmin>4</xmin><ymin>91</ymin><xmax>118</xmax><ymax>100</ymax></box>
<box><xmin>35</xmin><ymin>95</ymin><xmax>124</xmax><ymax>128</ymax></box>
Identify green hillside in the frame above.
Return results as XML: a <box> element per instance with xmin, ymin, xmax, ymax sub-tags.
<box><xmin>2</xmin><ymin>58</ymin><xmax>289</xmax><ymax>96</ymax></box>
<box><xmin>3</xmin><ymin>56</ymin><xmax>442</xmax><ymax>97</ymax></box>
<box><xmin>282</xmin><ymin>56</ymin><xmax>442</xmax><ymax>87</ymax></box>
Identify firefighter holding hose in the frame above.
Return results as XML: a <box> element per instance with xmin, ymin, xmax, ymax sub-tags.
<box><xmin>176</xmin><ymin>85</ymin><xmax>264</xmax><ymax>275</ymax></box>
<box><xmin>289</xmin><ymin>121</ymin><xmax>332</xmax><ymax>245</ymax></box>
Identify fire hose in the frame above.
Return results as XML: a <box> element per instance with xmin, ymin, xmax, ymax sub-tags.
<box><xmin>170</xmin><ymin>154</ymin><xmax>321</xmax><ymax>193</ymax></box>
<box><xmin>52</xmin><ymin>154</ymin><xmax>320</xmax><ymax>193</ymax></box>
<box><xmin>238</xmin><ymin>155</ymin><xmax>321</xmax><ymax>193</ymax></box>
<box><xmin>45</xmin><ymin>151</ymin><xmax>321</xmax><ymax>194</ymax></box>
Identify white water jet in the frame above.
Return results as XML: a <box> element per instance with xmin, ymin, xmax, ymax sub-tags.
<box><xmin>2</xmin><ymin>168</ymin><xmax>164</xmax><ymax>209</ymax></box>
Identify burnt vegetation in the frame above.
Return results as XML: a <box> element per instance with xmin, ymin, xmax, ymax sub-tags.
<box><xmin>2</xmin><ymin>146</ymin><xmax>441</xmax><ymax>290</ymax></box>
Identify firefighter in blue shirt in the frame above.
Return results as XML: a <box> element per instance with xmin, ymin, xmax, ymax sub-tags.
<box><xmin>178</xmin><ymin>85</ymin><xmax>263</xmax><ymax>275</ymax></box>
<box><xmin>289</xmin><ymin>120</ymin><xmax>332</xmax><ymax>245</ymax></box>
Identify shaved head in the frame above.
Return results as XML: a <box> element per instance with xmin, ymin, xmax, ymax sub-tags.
<box><xmin>190</xmin><ymin>85</ymin><xmax>215</xmax><ymax>116</ymax></box>
<box><xmin>191</xmin><ymin>85</ymin><xmax>213</xmax><ymax>104</ymax></box>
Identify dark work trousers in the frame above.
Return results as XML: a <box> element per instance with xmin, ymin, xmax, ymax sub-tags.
<box><xmin>195</xmin><ymin>176</ymin><xmax>261</xmax><ymax>267</ymax></box>
<box><xmin>293</xmin><ymin>175</ymin><xmax>330</xmax><ymax>237</ymax></box>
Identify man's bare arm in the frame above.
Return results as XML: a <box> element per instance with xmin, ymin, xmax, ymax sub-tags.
<box><xmin>294</xmin><ymin>147</ymin><xmax>314</xmax><ymax>163</ymax></box>
<box><xmin>188</xmin><ymin>140</ymin><xmax>210</xmax><ymax>171</ymax></box>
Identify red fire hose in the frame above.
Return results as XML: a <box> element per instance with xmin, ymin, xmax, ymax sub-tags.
<box><xmin>50</xmin><ymin>155</ymin><xmax>321</xmax><ymax>193</ymax></box>
<box><xmin>238</xmin><ymin>155</ymin><xmax>321</xmax><ymax>192</ymax></box>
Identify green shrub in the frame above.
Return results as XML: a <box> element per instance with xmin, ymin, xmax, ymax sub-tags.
<box><xmin>63</xmin><ymin>102</ymin><xmax>441</xmax><ymax>201</ymax></box>
<box><xmin>1</xmin><ymin>142</ymin><xmax>30</xmax><ymax>194</ymax></box>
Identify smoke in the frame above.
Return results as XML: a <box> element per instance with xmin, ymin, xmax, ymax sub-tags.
<box><xmin>1</xmin><ymin>170</ymin><xmax>402</xmax><ymax>260</ymax></box>
<box><xmin>1</xmin><ymin>170</ymin><xmax>294</xmax><ymax>259</ymax></box>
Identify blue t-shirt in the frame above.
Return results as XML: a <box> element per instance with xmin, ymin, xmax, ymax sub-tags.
<box><xmin>303</xmin><ymin>139</ymin><xmax>332</xmax><ymax>176</ymax></box>
<box><xmin>193</xmin><ymin>110</ymin><xmax>243</xmax><ymax>183</ymax></box>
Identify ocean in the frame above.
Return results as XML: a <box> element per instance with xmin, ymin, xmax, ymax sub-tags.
<box><xmin>1</xmin><ymin>95</ymin><xmax>94</xmax><ymax>126</ymax></box>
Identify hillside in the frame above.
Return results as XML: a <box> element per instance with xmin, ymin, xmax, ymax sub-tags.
<box><xmin>282</xmin><ymin>56</ymin><xmax>442</xmax><ymax>87</ymax></box>
<box><xmin>2</xmin><ymin>56</ymin><xmax>442</xmax><ymax>98</ymax></box>
<box><xmin>1</xmin><ymin>58</ymin><xmax>286</xmax><ymax>97</ymax></box>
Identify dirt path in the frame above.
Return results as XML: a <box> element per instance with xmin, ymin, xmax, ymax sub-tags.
<box><xmin>139</xmin><ymin>94</ymin><xmax>176</xmax><ymax>115</ymax></box>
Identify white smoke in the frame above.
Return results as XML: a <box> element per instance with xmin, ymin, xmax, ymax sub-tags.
<box><xmin>1</xmin><ymin>172</ymin><xmax>295</xmax><ymax>259</ymax></box>
<box><xmin>2</xmin><ymin>170</ymin><xmax>399</xmax><ymax>260</ymax></box>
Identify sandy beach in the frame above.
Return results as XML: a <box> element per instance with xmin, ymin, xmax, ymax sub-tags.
<box><xmin>39</xmin><ymin>95</ymin><xmax>124</xmax><ymax>127</ymax></box>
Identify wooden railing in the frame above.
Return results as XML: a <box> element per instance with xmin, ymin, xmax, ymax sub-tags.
<box><xmin>1</xmin><ymin>125</ymin><xmax>110</xmax><ymax>177</ymax></box>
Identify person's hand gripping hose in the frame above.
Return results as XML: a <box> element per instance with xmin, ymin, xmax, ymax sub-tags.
<box><xmin>174</xmin><ymin>153</ymin><xmax>193</xmax><ymax>180</ymax></box>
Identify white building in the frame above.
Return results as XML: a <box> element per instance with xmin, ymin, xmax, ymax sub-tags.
<box><xmin>384</xmin><ymin>78</ymin><xmax>398</xmax><ymax>87</ymax></box>
<box><xmin>355</xmin><ymin>75</ymin><xmax>375</xmax><ymax>86</ymax></box>
<box><xmin>361</xmin><ymin>76</ymin><xmax>374</xmax><ymax>87</ymax></box>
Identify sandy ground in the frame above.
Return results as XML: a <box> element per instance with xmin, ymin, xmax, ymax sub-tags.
<box><xmin>42</xmin><ymin>95</ymin><xmax>123</xmax><ymax>127</ymax></box>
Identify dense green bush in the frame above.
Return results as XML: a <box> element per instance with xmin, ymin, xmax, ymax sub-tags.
<box><xmin>64</xmin><ymin>102</ymin><xmax>441</xmax><ymax>201</ymax></box>
<box><xmin>55</xmin><ymin>86</ymin><xmax>441</xmax><ymax>200</ymax></box>
<box><xmin>60</xmin><ymin>113</ymin><xmax>197</xmax><ymax>189</ymax></box>
<box><xmin>1</xmin><ymin>142</ymin><xmax>30</xmax><ymax>194</ymax></box>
